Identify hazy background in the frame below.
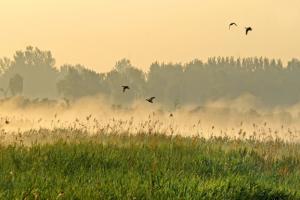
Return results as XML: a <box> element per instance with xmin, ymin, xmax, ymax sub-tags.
<box><xmin>0</xmin><ymin>0</ymin><xmax>299</xmax><ymax>72</ymax></box>
<box><xmin>0</xmin><ymin>1</ymin><xmax>300</xmax><ymax>142</ymax></box>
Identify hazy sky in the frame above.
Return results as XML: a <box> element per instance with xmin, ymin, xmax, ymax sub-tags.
<box><xmin>0</xmin><ymin>0</ymin><xmax>299</xmax><ymax>71</ymax></box>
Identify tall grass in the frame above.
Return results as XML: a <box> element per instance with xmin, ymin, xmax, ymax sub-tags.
<box><xmin>0</xmin><ymin>130</ymin><xmax>300</xmax><ymax>199</ymax></box>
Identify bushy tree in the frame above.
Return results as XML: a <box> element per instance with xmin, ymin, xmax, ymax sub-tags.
<box><xmin>9</xmin><ymin>74</ymin><xmax>23</xmax><ymax>96</ymax></box>
<box><xmin>0</xmin><ymin>46</ymin><xmax>58</xmax><ymax>98</ymax></box>
<box><xmin>105</xmin><ymin>59</ymin><xmax>146</xmax><ymax>104</ymax></box>
<box><xmin>57</xmin><ymin>64</ymin><xmax>106</xmax><ymax>99</ymax></box>
<box><xmin>2</xmin><ymin>46</ymin><xmax>300</xmax><ymax>107</ymax></box>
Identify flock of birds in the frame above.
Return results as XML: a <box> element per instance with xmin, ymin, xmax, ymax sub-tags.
<box><xmin>229</xmin><ymin>22</ymin><xmax>252</xmax><ymax>35</ymax></box>
<box><xmin>121</xmin><ymin>22</ymin><xmax>252</xmax><ymax>104</ymax></box>
<box><xmin>2</xmin><ymin>22</ymin><xmax>252</xmax><ymax>125</ymax></box>
<box><xmin>122</xmin><ymin>85</ymin><xmax>156</xmax><ymax>103</ymax></box>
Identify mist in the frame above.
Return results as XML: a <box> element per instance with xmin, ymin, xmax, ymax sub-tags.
<box><xmin>1</xmin><ymin>94</ymin><xmax>300</xmax><ymax>144</ymax></box>
<box><xmin>1</xmin><ymin>47</ymin><xmax>300</xmax><ymax>143</ymax></box>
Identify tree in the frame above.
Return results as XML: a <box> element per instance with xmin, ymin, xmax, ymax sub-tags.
<box><xmin>9</xmin><ymin>74</ymin><xmax>23</xmax><ymax>96</ymax></box>
<box><xmin>57</xmin><ymin>64</ymin><xmax>106</xmax><ymax>99</ymax></box>
<box><xmin>0</xmin><ymin>57</ymin><xmax>12</xmax><ymax>75</ymax></box>
<box><xmin>105</xmin><ymin>59</ymin><xmax>146</xmax><ymax>104</ymax></box>
<box><xmin>0</xmin><ymin>46</ymin><xmax>58</xmax><ymax>98</ymax></box>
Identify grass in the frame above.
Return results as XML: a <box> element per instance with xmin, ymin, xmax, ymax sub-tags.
<box><xmin>0</xmin><ymin>130</ymin><xmax>300</xmax><ymax>199</ymax></box>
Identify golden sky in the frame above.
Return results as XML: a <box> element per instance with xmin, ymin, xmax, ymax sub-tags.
<box><xmin>0</xmin><ymin>0</ymin><xmax>299</xmax><ymax>71</ymax></box>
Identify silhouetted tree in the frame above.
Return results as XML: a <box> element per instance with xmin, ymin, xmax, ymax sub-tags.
<box><xmin>2</xmin><ymin>46</ymin><xmax>300</xmax><ymax>107</ymax></box>
<box><xmin>0</xmin><ymin>46</ymin><xmax>58</xmax><ymax>98</ymax></box>
<box><xmin>9</xmin><ymin>74</ymin><xmax>23</xmax><ymax>96</ymax></box>
<box><xmin>105</xmin><ymin>59</ymin><xmax>146</xmax><ymax>104</ymax></box>
<box><xmin>57</xmin><ymin>64</ymin><xmax>106</xmax><ymax>99</ymax></box>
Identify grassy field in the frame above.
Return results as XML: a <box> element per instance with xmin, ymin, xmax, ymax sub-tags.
<box><xmin>1</xmin><ymin>130</ymin><xmax>300</xmax><ymax>199</ymax></box>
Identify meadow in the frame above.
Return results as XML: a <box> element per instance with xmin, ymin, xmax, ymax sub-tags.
<box><xmin>1</xmin><ymin>128</ymin><xmax>300</xmax><ymax>200</ymax></box>
<box><xmin>1</xmin><ymin>97</ymin><xmax>300</xmax><ymax>199</ymax></box>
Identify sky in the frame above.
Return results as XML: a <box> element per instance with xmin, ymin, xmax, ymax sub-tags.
<box><xmin>0</xmin><ymin>0</ymin><xmax>299</xmax><ymax>72</ymax></box>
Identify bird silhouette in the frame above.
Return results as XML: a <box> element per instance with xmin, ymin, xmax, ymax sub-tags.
<box><xmin>121</xmin><ymin>85</ymin><xmax>130</xmax><ymax>92</ymax></box>
<box><xmin>5</xmin><ymin>119</ymin><xmax>9</xmax><ymax>125</ymax></box>
<box><xmin>245</xmin><ymin>27</ymin><xmax>252</xmax><ymax>35</ymax></box>
<box><xmin>146</xmin><ymin>97</ymin><xmax>155</xmax><ymax>103</ymax></box>
<box><xmin>169</xmin><ymin>113</ymin><xmax>173</xmax><ymax>117</ymax></box>
<box><xmin>229</xmin><ymin>22</ymin><xmax>237</xmax><ymax>29</ymax></box>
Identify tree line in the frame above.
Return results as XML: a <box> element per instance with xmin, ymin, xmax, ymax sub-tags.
<box><xmin>1</xmin><ymin>46</ymin><xmax>300</xmax><ymax>107</ymax></box>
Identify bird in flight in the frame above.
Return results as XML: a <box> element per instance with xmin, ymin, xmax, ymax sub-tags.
<box><xmin>146</xmin><ymin>97</ymin><xmax>155</xmax><ymax>103</ymax></box>
<box><xmin>121</xmin><ymin>85</ymin><xmax>130</xmax><ymax>92</ymax></box>
<box><xmin>229</xmin><ymin>22</ymin><xmax>237</xmax><ymax>29</ymax></box>
<box><xmin>245</xmin><ymin>27</ymin><xmax>252</xmax><ymax>35</ymax></box>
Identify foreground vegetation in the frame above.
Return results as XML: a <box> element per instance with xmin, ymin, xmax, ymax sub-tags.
<box><xmin>1</xmin><ymin>130</ymin><xmax>300</xmax><ymax>199</ymax></box>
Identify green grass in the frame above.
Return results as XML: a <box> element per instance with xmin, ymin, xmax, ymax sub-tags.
<box><xmin>1</xmin><ymin>131</ymin><xmax>300</xmax><ymax>199</ymax></box>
